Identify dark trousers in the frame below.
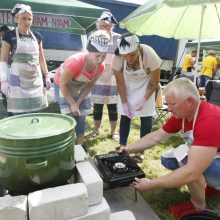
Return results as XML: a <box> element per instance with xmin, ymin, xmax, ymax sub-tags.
<box><xmin>93</xmin><ymin>103</ymin><xmax>118</xmax><ymax>123</ymax></box>
<box><xmin>119</xmin><ymin>115</ymin><xmax>153</xmax><ymax>145</ymax></box>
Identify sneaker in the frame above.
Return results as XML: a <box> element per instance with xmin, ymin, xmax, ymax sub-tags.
<box><xmin>111</xmin><ymin>132</ymin><xmax>119</xmax><ymax>141</ymax></box>
<box><xmin>81</xmin><ymin>144</ymin><xmax>88</xmax><ymax>153</ymax></box>
<box><xmin>86</xmin><ymin>130</ymin><xmax>100</xmax><ymax>139</ymax></box>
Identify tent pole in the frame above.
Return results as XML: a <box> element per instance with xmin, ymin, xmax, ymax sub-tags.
<box><xmin>194</xmin><ymin>5</ymin><xmax>206</xmax><ymax>85</ymax></box>
<box><xmin>81</xmin><ymin>35</ymin><xmax>88</xmax><ymax>50</ymax></box>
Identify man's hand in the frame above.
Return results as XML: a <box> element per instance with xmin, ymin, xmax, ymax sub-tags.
<box><xmin>45</xmin><ymin>75</ymin><xmax>52</xmax><ymax>90</ymax></box>
<box><xmin>117</xmin><ymin>146</ymin><xmax>130</xmax><ymax>154</ymax></box>
<box><xmin>1</xmin><ymin>81</ymin><xmax>10</xmax><ymax>97</ymax></box>
<box><xmin>123</xmin><ymin>102</ymin><xmax>132</xmax><ymax>119</ymax></box>
<box><xmin>135</xmin><ymin>97</ymin><xmax>147</xmax><ymax>111</ymax></box>
<box><xmin>131</xmin><ymin>177</ymin><xmax>153</xmax><ymax>192</ymax></box>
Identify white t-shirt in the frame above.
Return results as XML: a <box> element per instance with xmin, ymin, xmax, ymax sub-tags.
<box><xmin>112</xmin><ymin>44</ymin><xmax>162</xmax><ymax>72</ymax></box>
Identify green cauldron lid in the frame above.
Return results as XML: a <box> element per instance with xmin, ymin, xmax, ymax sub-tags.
<box><xmin>0</xmin><ymin>113</ymin><xmax>76</xmax><ymax>139</ymax></box>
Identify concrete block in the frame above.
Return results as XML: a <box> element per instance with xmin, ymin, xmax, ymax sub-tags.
<box><xmin>28</xmin><ymin>183</ymin><xmax>88</xmax><ymax>220</ymax></box>
<box><xmin>110</xmin><ymin>210</ymin><xmax>136</xmax><ymax>220</ymax></box>
<box><xmin>76</xmin><ymin>161</ymin><xmax>103</xmax><ymax>206</ymax></box>
<box><xmin>74</xmin><ymin>145</ymin><xmax>88</xmax><ymax>163</ymax></box>
<box><xmin>71</xmin><ymin>198</ymin><xmax>110</xmax><ymax>220</ymax></box>
<box><xmin>0</xmin><ymin>195</ymin><xmax>27</xmax><ymax>220</ymax></box>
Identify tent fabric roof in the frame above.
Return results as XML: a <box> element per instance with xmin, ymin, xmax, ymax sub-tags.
<box><xmin>186</xmin><ymin>40</ymin><xmax>220</xmax><ymax>51</ymax></box>
<box><xmin>0</xmin><ymin>0</ymin><xmax>107</xmax><ymax>35</ymax></box>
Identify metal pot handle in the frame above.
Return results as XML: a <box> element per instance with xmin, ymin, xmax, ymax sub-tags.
<box><xmin>25</xmin><ymin>158</ymin><xmax>48</xmax><ymax>170</ymax></box>
<box><xmin>30</xmin><ymin>118</ymin><xmax>39</xmax><ymax>124</ymax></box>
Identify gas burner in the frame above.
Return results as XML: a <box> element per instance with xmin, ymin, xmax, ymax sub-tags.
<box><xmin>94</xmin><ymin>152</ymin><xmax>145</xmax><ymax>188</ymax></box>
<box><xmin>113</xmin><ymin>162</ymin><xmax>128</xmax><ymax>174</ymax></box>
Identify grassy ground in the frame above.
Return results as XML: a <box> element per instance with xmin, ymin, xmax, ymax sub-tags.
<box><xmin>0</xmin><ymin>100</ymin><xmax>220</xmax><ymax>220</ymax></box>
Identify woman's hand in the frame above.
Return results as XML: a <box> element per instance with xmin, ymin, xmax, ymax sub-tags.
<box><xmin>45</xmin><ymin>75</ymin><xmax>52</xmax><ymax>90</ymax></box>
<box><xmin>135</xmin><ymin>96</ymin><xmax>147</xmax><ymax>111</ymax></box>
<box><xmin>123</xmin><ymin>102</ymin><xmax>132</xmax><ymax>119</ymax></box>
<box><xmin>70</xmin><ymin>102</ymin><xmax>80</xmax><ymax>116</ymax></box>
<box><xmin>1</xmin><ymin>81</ymin><xmax>10</xmax><ymax>97</ymax></box>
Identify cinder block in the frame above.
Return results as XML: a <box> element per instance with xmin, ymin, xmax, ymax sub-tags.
<box><xmin>0</xmin><ymin>195</ymin><xmax>27</xmax><ymax>220</ymax></box>
<box><xmin>76</xmin><ymin>161</ymin><xmax>103</xmax><ymax>206</ymax></box>
<box><xmin>74</xmin><ymin>145</ymin><xmax>88</xmax><ymax>162</ymax></box>
<box><xmin>110</xmin><ymin>210</ymin><xmax>136</xmax><ymax>220</ymax></box>
<box><xmin>71</xmin><ymin>198</ymin><xmax>110</xmax><ymax>220</ymax></box>
<box><xmin>28</xmin><ymin>183</ymin><xmax>88</xmax><ymax>220</ymax></box>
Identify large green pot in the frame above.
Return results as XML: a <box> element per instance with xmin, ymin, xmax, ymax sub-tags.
<box><xmin>0</xmin><ymin>113</ymin><xmax>76</xmax><ymax>194</ymax></box>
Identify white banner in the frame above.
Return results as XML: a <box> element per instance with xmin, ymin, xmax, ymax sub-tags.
<box><xmin>0</xmin><ymin>10</ymin><xmax>72</xmax><ymax>29</ymax></box>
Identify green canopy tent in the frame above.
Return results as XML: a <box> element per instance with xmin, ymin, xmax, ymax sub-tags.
<box><xmin>186</xmin><ymin>40</ymin><xmax>220</xmax><ymax>52</ymax></box>
<box><xmin>0</xmin><ymin>0</ymin><xmax>107</xmax><ymax>35</ymax></box>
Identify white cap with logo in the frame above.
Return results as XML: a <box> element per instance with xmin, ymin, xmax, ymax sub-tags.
<box><xmin>117</xmin><ymin>34</ymin><xmax>140</xmax><ymax>55</ymax></box>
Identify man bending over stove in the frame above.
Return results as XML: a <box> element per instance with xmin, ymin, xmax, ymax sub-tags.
<box><xmin>119</xmin><ymin>78</ymin><xmax>220</xmax><ymax>219</ymax></box>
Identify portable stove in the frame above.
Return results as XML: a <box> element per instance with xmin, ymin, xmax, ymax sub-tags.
<box><xmin>94</xmin><ymin>152</ymin><xmax>145</xmax><ymax>188</ymax></box>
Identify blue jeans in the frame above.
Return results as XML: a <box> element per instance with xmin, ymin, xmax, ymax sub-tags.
<box><xmin>199</xmin><ymin>75</ymin><xmax>212</xmax><ymax>87</ymax></box>
<box><xmin>53</xmin><ymin>82</ymin><xmax>59</xmax><ymax>103</ymax></box>
<box><xmin>54</xmin><ymin>82</ymin><xmax>85</xmax><ymax>136</ymax></box>
<box><xmin>120</xmin><ymin>115</ymin><xmax>152</xmax><ymax>145</ymax></box>
<box><xmin>161</xmin><ymin>156</ymin><xmax>220</xmax><ymax>189</ymax></box>
<box><xmin>67</xmin><ymin>113</ymin><xmax>85</xmax><ymax>136</ymax></box>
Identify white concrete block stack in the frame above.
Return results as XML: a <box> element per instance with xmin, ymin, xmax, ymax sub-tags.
<box><xmin>0</xmin><ymin>195</ymin><xmax>27</xmax><ymax>220</ymax></box>
<box><xmin>28</xmin><ymin>183</ymin><xmax>88</xmax><ymax>220</ymax></box>
<box><xmin>0</xmin><ymin>145</ymin><xmax>136</xmax><ymax>220</ymax></box>
<box><xmin>76</xmin><ymin>161</ymin><xmax>103</xmax><ymax>206</ymax></box>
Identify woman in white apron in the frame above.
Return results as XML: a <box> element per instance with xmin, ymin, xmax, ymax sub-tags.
<box><xmin>112</xmin><ymin>33</ymin><xmax>161</xmax><ymax>161</ymax></box>
<box><xmin>0</xmin><ymin>4</ymin><xmax>51</xmax><ymax>115</ymax></box>
<box><xmin>89</xmin><ymin>11</ymin><xmax>120</xmax><ymax>140</ymax></box>
<box><xmin>53</xmin><ymin>30</ymin><xmax>110</xmax><ymax>145</ymax></box>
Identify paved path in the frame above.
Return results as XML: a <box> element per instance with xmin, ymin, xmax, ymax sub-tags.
<box><xmin>104</xmin><ymin>185</ymin><xmax>160</xmax><ymax>220</ymax></box>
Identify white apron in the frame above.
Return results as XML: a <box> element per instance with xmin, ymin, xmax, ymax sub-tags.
<box><xmin>118</xmin><ymin>55</ymin><xmax>155</xmax><ymax>117</ymax></box>
<box><xmin>91</xmin><ymin>34</ymin><xmax>118</xmax><ymax>104</ymax></box>
<box><xmin>8</xmin><ymin>28</ymin><xmax>47</xmax><ymax>113</ymax></box>
<box><xmin>163</xmin><ymin>102</ymin><xmax>220</xmax><ymax>161</ymax></box>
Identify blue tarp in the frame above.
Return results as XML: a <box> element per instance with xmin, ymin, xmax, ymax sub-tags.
<box><xmin>79</xmin><ymin>0</ymin><xmax>178</xmax><ymax>61</ymax></box>
<box><xmin>35</xmin><ymin>29</ymin><xmax>82</xmax><ymax>50</ymax></box>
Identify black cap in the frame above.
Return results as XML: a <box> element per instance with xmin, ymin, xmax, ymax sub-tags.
<box><xmin>0</xmin><ymin>25</ymin><xmax>10</xmax><ymax>33</ymax></box>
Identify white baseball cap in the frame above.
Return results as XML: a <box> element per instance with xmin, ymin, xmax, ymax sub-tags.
<box><xmin>117</xmin><ymin>34</ymin><xmax>140</xmax><ymax>55</ymax></box>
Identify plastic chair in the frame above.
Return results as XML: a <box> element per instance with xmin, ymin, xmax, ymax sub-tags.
<box><xmin>205</xmin><ymin>80</ymin><xmax>220</xmax><ymax>106</ymax></box>
<box><xmin>154</xmin><ymin>104</ymin><xmax>169</xmax><ymax>123</ymax></box>
<box><xmin>154</xmin><ymin>84</ymin><xmax>170</xmax><ymax>123</ymax></box>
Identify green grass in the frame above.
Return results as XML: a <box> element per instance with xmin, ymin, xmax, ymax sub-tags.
<box><xmin>1</xmin><ymin>100</ymin><xmax>220</xmax><ymax>220</ymax></box>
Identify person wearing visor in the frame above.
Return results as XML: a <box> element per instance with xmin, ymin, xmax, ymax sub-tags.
<box><xmin>53</xmin><ymin>30</ymin><xmax>110</xmax><ymax>145</ymax></box>
<box><xmin>0</xmin><ymin>4</ymin><xmax>51</xmax><ymax>115</ymax></box>
<box><xmin>112</xmin><ymin>33</ymin><xmax>161</xmax><ymax>162</ymax></box>
<box><xmin>88</xmin><ymin>11</ymin><xmax>120</xmax><ymax>141</ymax></box>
